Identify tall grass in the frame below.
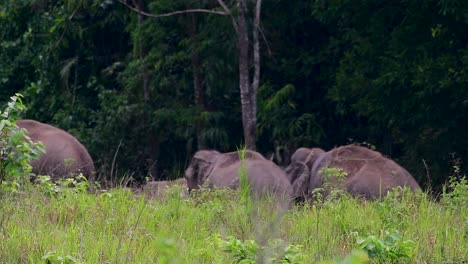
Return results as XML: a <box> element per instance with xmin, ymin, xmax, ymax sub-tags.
<box><xmin>0</xmin><ymin>178</ymin><xmax>466</xmax><ymax>263</ymax></box>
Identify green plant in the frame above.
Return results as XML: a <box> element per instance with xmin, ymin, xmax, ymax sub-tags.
<box><xmin>220</xmin><ymin>236</ymin><xmax>258</xmax><ymax>264</ymax></box>
<box><xmin>269</xmin><ymin>239</ymin><xmax>305</xmax><ymax>264</ymax></box>
<box><xmin>312</xmin><ymin>167</ymin><xmax>348</xmax><ymax>203</ymax></box>
<box><xmin>376</xmin><ymin>189</ymin><xmax>414</xmax><ymax>230</ymax></box>
<box><xmin>216</xmin><ymin>236</ymin><xmax>304</xmax><ymax>264</ymax></box>
<box><xmin>0</xmin><ymin>94</ymin><xmax>44</xmax><ymax>187</ymax></box>
<box><xmin>40</xmin><ymin>251</ymin><xmax>80</xmax><ymax>264</ymax></box>
<box><xmin>34</xmin><ymin>173</ymin><xmax>92</xmax><ymax>197</ymax></box>
<box><xmin>356</xmin><ymin>230</ymin><xmax>415</xmax><ymax>263</ymax></box>
<box><xmin>35</xmin><ymin>175</ymin><xmax>61</xmax><ymax>196</ymax></box>
<box><xmin>442</xmin><ymin>166</ymin><xmax>468</xmax><ymax>210</ymax></box>
<box><xmin>320</xmin><ymin>167</ymin><xmax>348</xmax><ymax>190</ymax></box>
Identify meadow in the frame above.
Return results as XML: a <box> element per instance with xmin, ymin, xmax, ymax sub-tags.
<box><xmin>0</xmin><ymin>176</ymin><xmax>466</xmax><ymax>264</ymax></box>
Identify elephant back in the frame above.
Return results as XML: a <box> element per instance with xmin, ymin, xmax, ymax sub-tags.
<box><xmin>327</xmin><ymin>145</ymin><xmax>381</xmax><ymax>177</ymax></box>
<box><xmin>327</xmin><ymin>144</ymin><xmax>420</xmax><ymax>198</ymax></box>
<box><xmin>207</xmin><ymin>151</ymin><xmax>293</xmax><ymax>199</ymax></box>
<box><xmin>215</xmin><ymin>150</ymin><xmax>265</xmax><ymax>169</ymax></box>
<box><xmin>17</xmin><ymin>119</ymin><xmax>95</xmax><ymax>181</ymax></box>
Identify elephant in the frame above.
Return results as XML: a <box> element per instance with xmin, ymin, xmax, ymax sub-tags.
<box><xmin>16</xmin><ymin>119</ymin><xmax>95</xmax><ymax>182</ymax></box>
<box><xmin>139</xmin><ymin>178</ymin><xmax>188</xmax><ymax>198</ymax></box>
<box><xmin>285</xmin><ymin>144</ymin><xmax>421</xmax><ymax>200</ymax></box>
<box><xmin>184</xmin><ymin>150</ymin><xmax>293</xmax><ymax>200</ymax></box>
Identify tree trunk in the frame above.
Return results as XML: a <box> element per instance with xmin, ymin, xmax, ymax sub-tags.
<box><xmin>251</xmin><ymin>0</ymin><xmax>262</xmax><ymax>125</ymax></box>
<box><xmin>236</xmin><ymin>0</ymin><xmax>256</xmax><ymax>150</ymax></box>
<box><xmin>189</xmin><ymin>12</ymin><xmax>206</xmax><ymax>150</ymax></box>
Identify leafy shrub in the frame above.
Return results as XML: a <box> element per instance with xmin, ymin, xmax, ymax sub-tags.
<box><xmin>40</xmin><ymin>252</ymin><xmax>80</xmax><ymax>264</ymax></box>
<box><xmin>219</xmin><ymin>236</ymin><xmax>258</xmax><ymax>264</ymax></box>
<box><xmin>441</xmin><ymin>166</ymin><xmax>468</xmax><ymax>210</ymax></box>
<box><xmin>356</xmin><ymin>230</ymin><xmax>415</xmax><ymax>263</ymax></box>
<box><xmin>35</xmin><ymin>174</ymin><xmax>91</xmax><ymax>197</ymax></box>
<box><xmin>215</xmin><ymin>235</ymin><xmax>304</xmax><ymax>264</ymax></box>
<box><xmin>0</xmin><ymin>94</ymin><xmax>44</xmax><ymax>189</ymax></box>
<box><xmin>312</xmin><ymin>167</ymin><xmax>349</xmax><ymax>203</ymax></box>
<box><xmin>376</xmin><ymin>188</ymin><xmax>414</xmax><ymax>230</ymax></box>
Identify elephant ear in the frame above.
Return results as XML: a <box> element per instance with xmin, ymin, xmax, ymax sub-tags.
<box><xmin>285</xmin><ymin>161</ymin><xmax>310</xmax><ymax>199</ymax></box>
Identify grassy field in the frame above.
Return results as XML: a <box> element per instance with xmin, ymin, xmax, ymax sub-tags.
<box><xmin>0</xmin><ymin>178</ymin><xmax>466</xmax><ymax>264</ymax></box>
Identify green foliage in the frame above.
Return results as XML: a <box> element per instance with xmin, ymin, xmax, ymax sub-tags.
<box><xmin>218</xmin><ymin>236</ymin><xmax>258</xmax><ymax>264</ymax></box>
<box><xmin>442</xmin><ymin>167</ymin><xmax>468</xmax><ymax>209</ymax></box>
<box><xmin>0</xmin><ymin>94</ymin><xmax>44</xmax><ymax>187</ymax></box>
<box><xmin>356</xmin><ymin>230</ymin><xmax>416</xmax><ymax>263</ymax></box>
<box><xmin>311</xmin><ymin>167</ymin><xmax>349</xmax><ymax>202</ymax></box>
<box><xmin>35</xmin><ymin>174</ymin><xmax>91</xmax><ymax>197</ymax></box>
<box><xmin>258</xmin><ymin>84</ymin><xmax>324</xmax><ymax>157</ymax></box>
<box><xmin>0</xmin><ymin>184</ymin><xmax>466</xmax><ymax>263</ymax></box>
<box><xmin>320</xmin><ymin>167</ymin><xmax>348</xmax><ymax>190</ymax></box>
<box><xmin>40</xmin><ymin>252</ymin><xmax>80</xmax><ymax>264</ymax></box>
<box><xmin>312</xmin><ymin>0</ymin><xmax>468</xmax><ymax>188</ymax></box>
<box><xmin>375</xmin><ymin>187</ymin><xmax>422</xmax><ymax>231</ymax></box>
<box><xmin>215</xmin><ymin>236</ymin><xmax>305</xmax><ymax>264</ymax></box>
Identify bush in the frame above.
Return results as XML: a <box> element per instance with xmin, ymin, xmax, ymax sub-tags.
<box><xmin>0</xmin><ymin>94</ymin><xmax>44</xmax><ymax>190</ymax></box>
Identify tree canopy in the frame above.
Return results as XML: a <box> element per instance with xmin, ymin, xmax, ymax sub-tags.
<box><xmin>1</xmin><ymin>0</ymin><xmax>467</xmax><ymax>191</ymax></box>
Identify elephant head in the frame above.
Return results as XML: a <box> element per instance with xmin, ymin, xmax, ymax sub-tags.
<box><xmin>184</xmin><ymin>150</ymin><xmax>220</xmax><ymax>190</ymax></box>
<box><xmin>284</xmin><ymin>147</ymin><xmax>325</xmax><ymax>199</ymax></box>
<box><xmin>16</xmin><ymin>119</ymin><xmax>95</xmax><ymax>182</ymax></box>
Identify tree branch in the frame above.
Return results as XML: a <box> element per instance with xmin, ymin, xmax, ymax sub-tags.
<box><xmin>215</xmin><ymin>0</ymin><xmax>239</xmax><ymax>34</ymax></box>
<box><xmin>258</xmin><ymin>25</ymin><xmax>271</xmax><ymax>56</ymax></box>
<box><xmin>117</xmin><ymin>0</ymin><xmax>228</xmax><ymax>18</ymax></box>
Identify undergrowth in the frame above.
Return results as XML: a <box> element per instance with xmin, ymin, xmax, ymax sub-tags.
<box><xmin>0</xmin><ymin>178</ymin><xmax>466</xmax><ymax>264</ymax></box>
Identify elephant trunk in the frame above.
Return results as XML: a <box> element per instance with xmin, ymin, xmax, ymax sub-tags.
<box><xmin>290</xmin><ymin>161</ymin><xmax>311</xmax><ymax>200</ymax></box>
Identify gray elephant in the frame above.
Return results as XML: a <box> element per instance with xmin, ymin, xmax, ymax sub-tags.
<box><xmin>139</xmin><ymin>178</ymin><xmax>188</xmax><ymax>198</ymax></box>
<box><xmin>184</xmin><ymin>150</ymin><xmax>293</xmax><ymax>200</ymax></box>
<box><xmin>285</xmin><ymin>144</ymin><xmax>421</xmax><ymax>200</ymax></box>
<box><xmin>17</xmin><ymin>119</ymin><xmax>95</xmax><ymax>182</ymax></box>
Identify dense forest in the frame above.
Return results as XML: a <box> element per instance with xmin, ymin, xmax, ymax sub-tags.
<box><xmin>1</xmin><ymin>0</ymin><xmax>467</xmax><ymax>191</ymax></box>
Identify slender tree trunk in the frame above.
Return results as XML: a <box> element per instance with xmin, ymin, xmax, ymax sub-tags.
<box><xmin>251</xmin><ymin>0</ymin><xmax>262</xmax><ymax>123</ymax></box>
<box><xmin>237</xmin><ymin>0</ymin><xmax>256</xmax><ymax>150</ymax></box>
<box><xmin>189</xmin><ymin>12</ymin><xmax>206</xmax><ymax>150</ymax></box>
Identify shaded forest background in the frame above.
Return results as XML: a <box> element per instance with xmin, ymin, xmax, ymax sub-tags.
<box><xmin>1</xmin><ymin>0</ymin><xmax>467</xmax><ymax>191</ymax></box>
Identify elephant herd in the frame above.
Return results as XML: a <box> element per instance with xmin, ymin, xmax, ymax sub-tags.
<box><xmin>177</xmin><ymin>146</ymin><xmax>420</xmax><ymax>201</ymax></box>
<box><xmin>16</xmin><ymin>119</ymin><xmax>421</xmax><ymax>202</ymax></box>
